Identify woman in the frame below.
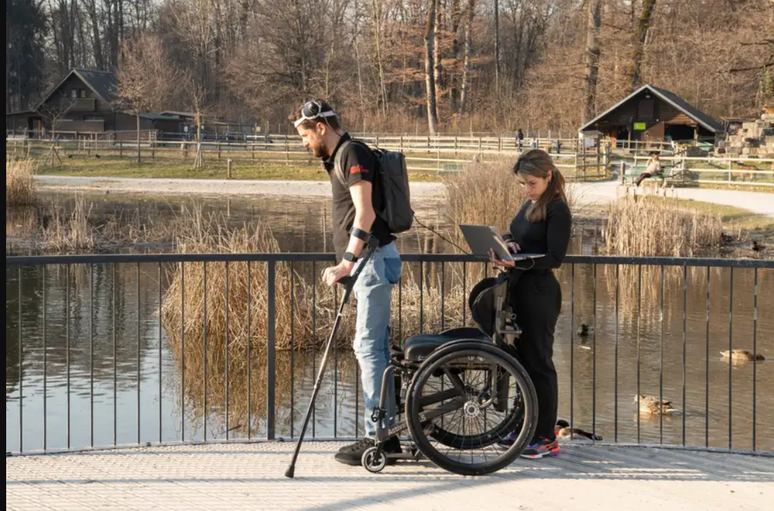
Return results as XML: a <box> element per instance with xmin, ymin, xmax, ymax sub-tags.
<box><xmin>489</xmin><ymin>149</ymin><xmax>572</xmax><ymax>459</ymax></box>
<box><xmin>635</xmin><ymin>153</ymin><xmax>662</xmax><ymax>187</ymax></box>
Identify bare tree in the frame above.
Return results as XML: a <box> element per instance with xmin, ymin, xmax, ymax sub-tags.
<box><xmin>116</xmin><ymin>35</ymin><xmax>174</xmax><ymax>164</ymax></box>
<box><xmin>630</xmin><ymin>0</ymin><xmax>658</xmax><ymax>90</ymax></box>
<box><xmin>459</xmin><ymin>0</ymin><xmax>476</xmax><ymax>116</ymax></box>
<box><xmin>425</xmin><ymin>0</ymin><xmax>439</xmax><ymax>134</ymax></box>
<box><xmin>583</xmin><ymin>0</ymin><xmax>602</xmax><ymax>123</ymax></box>
<box><xmin>494</xmin><ymin>0</ymin><xmax>500</xmax><ymax>92</ymax></box>
<box><xmin>38</xmin><ymin>94</ymin><xmax>76</xmax><ymax>166</ymax></box>
<box><xmin>188</xmin><ymin>78</ymin><xmax>208</xmax><ymax>170</ymax></box>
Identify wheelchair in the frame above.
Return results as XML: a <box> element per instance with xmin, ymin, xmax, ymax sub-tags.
<box><xmin>362</xmin><ymin>272</ymin><xmax>539</xmax><ymax>476</ymax></box>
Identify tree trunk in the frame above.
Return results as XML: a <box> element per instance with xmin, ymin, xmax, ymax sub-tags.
<box><xmin>433</xmin><ymin>0</ymin><xmax>443</xmax><ymax>119</ymax></box>
<box><xmin>374</xmin><ymin>0</ymin><xmax>388</xmax><ymax>118</ymax></box>
<box><xmin>459</xmin><ymin>0</ymin><xmax>475</xmax><ymax>116</ymax></box>
<box><xmin>583</xmin><ymin>0</ymin><xmax>602</xmax><ymax>123</ymax></box>
<box><xmin>136</xmin><ymin>113</ymin><xmax>142</xmax><ymax>164</ymax></box>
<box><xmin>448</xmin><ymin>0</ymin><xmax>462</xmax><ymax>112</ymax></box>
<box><xmin>85</xmin><ymin>1</ymin><xmax>105</xmax><ymax>69</ymax></box>
<box><xmin>425</xmin><ymin>0</ymin><xmax>439</xmax><ymax>134</ymax></box>
<box><xmin>630</xmin><ymin>0</ymin><xmax>658</xmax><ymax>90</ymax></box>
<box><xmin>494</xmin><ymin>0</ymin><xmax>500</xmax><ymax>92</ymax></box>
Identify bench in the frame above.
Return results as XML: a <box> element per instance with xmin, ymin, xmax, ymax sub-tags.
<box><xmin>621</xmin><ymin>164</ymin><xmax>680</xmax><ymax>186</ymax></box>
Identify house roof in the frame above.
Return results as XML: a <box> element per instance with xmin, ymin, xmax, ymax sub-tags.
<box><xmin>6</xmin><ymin>110</ymin><xmax>37</xmax><ymax>117</ymax></box>
<box><xmin>138</xmin><ymin>113</ymin><xmax>181</xmax><ymax>121</ymax></box>
<box><xmin>37</xmin><ymin>68</ymin><xmax>118</xmax><ymax>109</ymax></box>
<box><xmin>159</xmin><ymin>111</ymin><xmax>197</xmax><ymax>119</ymax></box>
<box><xmin>579</xmin><ymin>84</ymin><xmax>724</xmax><ymax>133</ymax></box>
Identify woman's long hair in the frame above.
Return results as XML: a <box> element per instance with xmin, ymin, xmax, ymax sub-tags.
<box><xmin>513</xmin><ymin>149</ymin><xmax>567</xmax><ymax>222</ymax></box>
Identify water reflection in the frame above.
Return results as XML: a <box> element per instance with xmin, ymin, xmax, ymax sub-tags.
<box><xmin>5</xmin><ymin>193</ymin><xmax>773</xmax><ymax>453</ymax></box>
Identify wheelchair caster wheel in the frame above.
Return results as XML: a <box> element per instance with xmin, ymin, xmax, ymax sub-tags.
<box><xmin>362</xmin><ymin>446</ymin><xmax>387</xmax><ymax>473</ymax></box>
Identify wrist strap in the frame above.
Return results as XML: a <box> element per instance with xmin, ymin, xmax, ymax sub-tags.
<box><xmin>350</xmin><ymin>227</ymin><xmax>371</xmax><ymax>242</ymax></box>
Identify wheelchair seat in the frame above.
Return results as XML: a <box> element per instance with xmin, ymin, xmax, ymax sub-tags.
<box><xmin>403</xmin><ymin>327</ymin><xmax>491</xmax><ymax>362</ymax></box>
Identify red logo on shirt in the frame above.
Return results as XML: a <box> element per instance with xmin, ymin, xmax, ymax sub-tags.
<box><xmin>349</xmin><ymin>165</ymin><xmax>368</xmax><ymax>175</ymax></box>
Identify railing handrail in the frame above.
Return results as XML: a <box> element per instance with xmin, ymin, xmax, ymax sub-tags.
<box><xmin>6</xmin><ymin>252</ymin><xmax>773</xmax><ymax>269</ymax></box>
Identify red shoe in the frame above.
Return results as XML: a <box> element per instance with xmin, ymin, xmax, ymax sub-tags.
<box><xmin>520</xmin><ymin>438</ymin><xmax>561</xmax><ymax>459</ymax></box>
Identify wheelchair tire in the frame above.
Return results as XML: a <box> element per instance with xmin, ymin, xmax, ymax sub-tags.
<box><xmin>405</xmin><ymin>341</ymin><xmax>538</xmax><ymax>476</ymax></box>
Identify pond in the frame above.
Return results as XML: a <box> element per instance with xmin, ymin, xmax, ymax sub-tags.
<box><xmin>5</xmin><ymin>193</ymin><xmax>773</xmax><ymax>453</ymax></box>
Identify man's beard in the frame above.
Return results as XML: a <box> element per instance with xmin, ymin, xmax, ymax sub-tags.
<box><xmin>312</xmin><ymin>143</ymin><xmax>329</xmax><ymax>159</ymax></box>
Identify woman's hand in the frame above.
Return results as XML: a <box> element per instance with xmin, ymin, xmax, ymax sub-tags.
<box><xmin>506</xmin><ymin>242</ymin><xmax>521</xmax><ymax>255</ymax></box>
<box><xmin>488</xmin><ymin>248</ymin><xmax>515</xmax><ymax>269</ymax></box>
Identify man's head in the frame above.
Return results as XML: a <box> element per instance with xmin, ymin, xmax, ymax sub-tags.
<box><xmin>290</xmin><ymin>100</ymin><xmax>342</xmax><ymax>159</ymax></box>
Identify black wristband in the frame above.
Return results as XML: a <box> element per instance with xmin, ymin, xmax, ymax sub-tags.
<box><xmin>350</xmin><ymin>227</ymin><xmax>371</xmax><ymax>242</ymax></box>
<box><xmin>343</xmin><ymin>251</ymin><xmax>358</xmax><ymax>263</ymax></box>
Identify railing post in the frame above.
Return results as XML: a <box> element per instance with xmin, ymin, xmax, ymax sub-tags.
<box><xmin>267</xmin><ymin>261</ymin><xmax>276</xmax><ymax>440</ymax></box>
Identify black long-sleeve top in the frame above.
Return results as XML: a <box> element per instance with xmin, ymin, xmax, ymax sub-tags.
<box><xmin>503</xmin><ymin>198</ymin><xmax>572</xmax><ymax>270</ymax></box>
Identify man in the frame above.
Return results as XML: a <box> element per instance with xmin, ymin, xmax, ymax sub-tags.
<box><xmin>292</xmin><ymin>100</ymin><xmax>402</xmax><ymax>465</ymax></box>
<box><xmin>516</xmin><ymin>128</ymin><xmax>525</xmax><ymax>151</ymax></box>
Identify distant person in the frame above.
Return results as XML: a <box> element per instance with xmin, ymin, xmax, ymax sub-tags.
<box><xmin>635</xmin><ymin>153</ymin><xmax>662</xmax><ymax>187</ymax></box>
<box><xmin>516</xmin><ymin>129</ymin><xmax>525</xmax><ymax>151</ymax></box>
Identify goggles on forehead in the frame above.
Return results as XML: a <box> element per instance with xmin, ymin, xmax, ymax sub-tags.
<box><xmin>293</xmin><ymin>100</ymin><xmax>337</xmax><ymax>128</ymax></box>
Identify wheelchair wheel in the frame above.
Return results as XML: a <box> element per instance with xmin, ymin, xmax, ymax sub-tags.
<box><xmin>405</xmin><ymin>341</ymin><xmax>537</xmax><ymax>476</ymax></box>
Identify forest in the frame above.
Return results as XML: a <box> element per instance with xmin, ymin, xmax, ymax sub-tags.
<box><xmin>6</xmin><ymin>0</ymin><xmax>774</xmax><ymax>133</ymax></box>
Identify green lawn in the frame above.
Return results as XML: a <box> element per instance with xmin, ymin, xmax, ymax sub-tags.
<box><xmin>27</xmin><ymin>154</ymin><xmax>444</xmax><ymax>182</ymax></box>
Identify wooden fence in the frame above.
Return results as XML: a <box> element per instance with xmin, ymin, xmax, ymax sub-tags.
<box><xmin>6</xmin><ymin>134</ymin><xmax>773</xmax><ymax>186</ymax></box>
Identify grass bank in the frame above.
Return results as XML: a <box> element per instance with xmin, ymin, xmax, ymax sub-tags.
<box><xmin>29</xmin><ymin>155</ymin><xmax>445</xmax><ymax>182</ymax></box>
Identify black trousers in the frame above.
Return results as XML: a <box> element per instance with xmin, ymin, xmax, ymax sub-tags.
<box><xmin>510</xmin><ymin>271</ymin><xmax>562</xmax><ymax>441</ymax></box>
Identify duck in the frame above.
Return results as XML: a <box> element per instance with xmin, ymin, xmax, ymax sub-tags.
<box><xmin>634</xmin><ymin>394</ymin><xmax>679</xmax><ymax>415</ymax></box>
<box><xmin>752</xmin><ymin>241</ymin><xmax>766</xmax><ymax>252</ymax></box>
<box><xmin>720</xmin><ymin>233</ymin><xmax>735</xmax><ymax>244</ymax></box>
<box><xmin>720</xmin><ymin>350</ymin><xmax>765</xmax><ymax>362</ymax></box>
<box><xmin>555</xmin><ymin>419</ymin><xmax>603</xmax><ymax>441</ymax></box>
<box><xmin>577</xmin><ymin>324</ymin><xmax>592</xmax><ymax>337</ymax></box>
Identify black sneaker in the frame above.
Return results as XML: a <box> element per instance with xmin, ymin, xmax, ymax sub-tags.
<box><xmin>334</xmin><ymin>436</ymin><xmax>401</xmax><ymax>466</ymax></box>
<box><xmin>337</xmin><ymin>438</ymin><xmax>374</xmax><ymax>454</ymax></box>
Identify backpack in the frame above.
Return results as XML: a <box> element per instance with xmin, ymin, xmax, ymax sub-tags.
<box><xmin>333</xmin><ymin>139</ymin><xmax>414</xmax><ymax>234</ymax></box>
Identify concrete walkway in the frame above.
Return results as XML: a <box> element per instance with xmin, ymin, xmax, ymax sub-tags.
<box><xmin>6</xmin><ymin>442</ymin><xmax>773</xmax><ymax>511</ymax></box>
<box><xmin>36</xmin><ymin>176</ymin><xmax>774</xmax><ymax>218</ymax></box>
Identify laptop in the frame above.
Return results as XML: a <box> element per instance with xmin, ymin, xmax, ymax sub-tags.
<box><xmin>459</xmin><ymin>225</ymin><xmax>545</xmax><ymax>262</ymax></box>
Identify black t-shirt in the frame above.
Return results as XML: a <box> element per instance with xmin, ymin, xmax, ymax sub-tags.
<box><xmin>323</xmin><ymin>133</ymin><xmax>395</xmax><ymax>261</ymax></box>
<box><xmin>504</xmin><ymin>198</ymin><xmax>572</xmax><ymax>269</ymax></box>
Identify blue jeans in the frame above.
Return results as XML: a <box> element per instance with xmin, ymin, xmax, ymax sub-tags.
<box><xmin>351</xmin><ymin>242</ymin><xmax>401</xmax><ymax>438</ymax></box>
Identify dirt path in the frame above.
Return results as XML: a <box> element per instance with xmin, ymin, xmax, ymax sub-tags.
<box><xmin>36</xmin><ymin>176</ymin><xmax>774</xmax><ymax>218</ymax></box>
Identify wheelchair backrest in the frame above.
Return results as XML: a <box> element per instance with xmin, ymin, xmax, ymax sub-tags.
<box><xmin>468</xmin><ymin>274</ymin><xmax>509</xmax><ymax>337</ymax></box>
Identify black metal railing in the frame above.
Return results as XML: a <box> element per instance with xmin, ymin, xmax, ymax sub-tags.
<box><xmin>5</xmin><ymin>253</ymin><xmax>773</xmax><ymax>456</ymax></box>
